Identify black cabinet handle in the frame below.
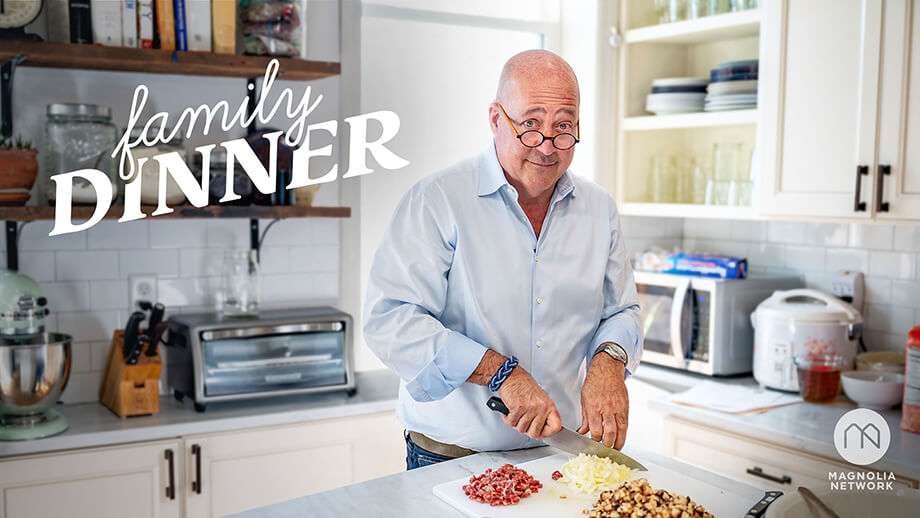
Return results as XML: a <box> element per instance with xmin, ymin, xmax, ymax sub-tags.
<box><xmin>854</xmin><ymin>165</ymin><xmax>869</xmax><ymax>212</ymax></box>
<box><xmin>747</xmin><ymin>466</ymin><xmax>792</xmax><ymax>485</ymax></box>
<box><xmin>191</xmin><ymin>444</ymin><xmax>203</xmax><ymax>494</ymax></box>
<box><xmin>164</xmin><ymin>449</ymin><xmax>176</xmax><ymax>500</ymax></box>
<box><xmin>876</xmin><ymin>164</ymin><xmax>891</xmax><ymax>212</ymax></box>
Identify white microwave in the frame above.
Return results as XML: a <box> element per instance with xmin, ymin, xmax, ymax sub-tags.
<box><xmin>635</xmin><ymin>272</ymin><xmax>801</xmax><ymax>376</ymax></box>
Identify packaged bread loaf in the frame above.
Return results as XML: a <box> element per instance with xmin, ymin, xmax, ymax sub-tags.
<box><xmin>902</xmin><ymin>326</ymin><xmax>920</xmax><ymax>434</ymax></box>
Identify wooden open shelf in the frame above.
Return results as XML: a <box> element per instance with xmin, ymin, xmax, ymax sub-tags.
<box><xmin>0</xmin><ymin>204</ymin><xmax>351</xmax><ymax>222</ymax></box>
<box><xmin>0</xmin><ymin>41</ymin><xmax>340</xmax><ymax>80</ymax></box>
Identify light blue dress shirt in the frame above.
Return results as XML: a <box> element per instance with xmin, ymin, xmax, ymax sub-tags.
<box><xmin>363</xmin><ymin>146</ymin><xmax>642</xmax><ymax>452</ymax></box>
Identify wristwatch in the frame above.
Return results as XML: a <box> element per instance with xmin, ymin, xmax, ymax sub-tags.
<box><xmin>594</xmin><ymin>342</ymin><xmax>628</xmax><ymax>367</ymax></box>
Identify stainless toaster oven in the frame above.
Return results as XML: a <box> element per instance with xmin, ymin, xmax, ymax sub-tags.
<box><xmin>166</xmin><ymin>307</ymin><xmax>355</xmax><ymax>411</ymax></box>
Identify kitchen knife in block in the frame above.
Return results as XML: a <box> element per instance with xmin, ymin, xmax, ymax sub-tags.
<box><xmin>486</xmin><ymin>396</ymin><xmax>647</xmax><ymax>470</ymax></box>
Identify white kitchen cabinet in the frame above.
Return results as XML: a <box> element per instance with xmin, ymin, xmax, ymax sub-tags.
<box><xmin>184</xmin><ymin>410</ymin><xmax>404</xmax><ymax>518</ymax></box>
<box><xmin>757</xmin><ymin>0</ymin><xmax>883</xmax><ymax>218</ymax></box>
<box><xmin>0</xmin><ymin>440</ymin><xmax>182</xmax><ymax>518</ymax></box>
<box><xmin>663</xmin><ymin>416</ymin><xmax>918</xmax><ymax>490</ymax></box>
<box><xmin>877</xmin><ymin>0</ymin><xmax>920</xmax><ymax>219</ymax></box>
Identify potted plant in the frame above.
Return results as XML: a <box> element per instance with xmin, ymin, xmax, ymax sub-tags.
<box><xmin>0</xmin><ymin>136</ymin><xmax>38</xmax><ymax>205</ymax></box>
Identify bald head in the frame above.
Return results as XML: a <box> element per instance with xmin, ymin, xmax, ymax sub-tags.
<box><xmin>496</xmin><ymin>50</ymin><xmax>579</xmax><ymax>104</ymax></box>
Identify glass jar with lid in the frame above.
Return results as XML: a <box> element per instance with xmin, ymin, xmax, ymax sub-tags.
<box><xmin>41</xmin><ymin>103</ymin><xmax>119</xmax><ymax>205</ymax></box>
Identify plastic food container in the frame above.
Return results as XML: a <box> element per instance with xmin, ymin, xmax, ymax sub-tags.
<box><xmin>794</xmin><ymin>354</ymin><xmax>847</xmax><ymax>403</ymax></box>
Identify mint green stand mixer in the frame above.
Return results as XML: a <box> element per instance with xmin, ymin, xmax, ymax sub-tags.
<box><xmin>0</xmin><ymin>270</ymin><xmax>73</xmax><ymax>440</ymax></box>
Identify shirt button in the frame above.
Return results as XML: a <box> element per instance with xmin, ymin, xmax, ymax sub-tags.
<box><xmin>535</xmin><ymin>257</ymin><xmax>540</xmax><ymax>263</ymax></box>
<box><xmin>536</xmin><ymin>297</ymin><xmax>544</xmax><ymax>304</ymax></box>
<box><xmin>536</xmin><ymin>340</ymin><xmax>544</xmax><ymax>348</ymax></box>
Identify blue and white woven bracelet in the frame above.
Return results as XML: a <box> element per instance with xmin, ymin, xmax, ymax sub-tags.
<box><xmin>488</xmin><ymin>355</ymin><xmax>519</xmax><ymax>392</ymax></box>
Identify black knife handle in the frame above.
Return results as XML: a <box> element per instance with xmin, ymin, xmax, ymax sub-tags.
<box><xmin>487</xmin><ymin>397</ymin><xmax>510</xmax><ymax>416</ymax></box>
<box><xmin>744</xmin><ymin>491</ymin><xmax>783</xmax><ymax>518</ymax></box>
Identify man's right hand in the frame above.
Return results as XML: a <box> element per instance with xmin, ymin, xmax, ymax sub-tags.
<box><xmin>498</xmin><ymin>367</ymin><xmax>562</xmax><ymax>440</ymax></box>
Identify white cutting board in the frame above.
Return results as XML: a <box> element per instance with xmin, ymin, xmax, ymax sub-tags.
<box><xmin>434</xmin><ymin>453</ymin><xmax>755</xmax><ymax>518</ymax></box>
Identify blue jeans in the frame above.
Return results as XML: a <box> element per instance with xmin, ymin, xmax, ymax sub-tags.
<box><xmin>405</xmin><ymin>431</ymin><xmax>455</xmax><ymax>470</ymax></box>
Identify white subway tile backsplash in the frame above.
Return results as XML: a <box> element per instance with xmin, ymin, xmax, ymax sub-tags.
<box><xmin>90</xmin><ymin>341</ymin><xmax>111</xmax><ymax>371</ymax></box>
<box><xmin>748</xmin><ymin>243</ymin><xmax>785</xmax><ymax>268</ymax></box>
<box><xmin>19</xmin><ymin>252</ymin><xmax>56</xmax><ymax>282</ymax></box>
<box><xmin>891</xmin><ymin>280</ymin><xmax>920</xmax><ymax>308</ymax></box>
<box><xmin>849</xmin><ymin>224</ymin><xmax>894</xmax><ymax>250</ymax></box>
<box><xmin>803</xmin><ymin>223</ymin><xmax>849</xmax><ymax>247</ymax></box>
<box><xmin>56</xmin><ymin>251</ymin><xmax>119</xmax><ymax>281</ymax></box>
<box><xmin>56</xmin><ymin>310</ymin><xmax>121</xmax><ymax>342</ymax></box>
<box><xmin>266</xmin><ymin>219</ymin><xmax>313</xmax><ymax>246</ymax></box>
<box><xmin>90</xmin><ymin>280</ymin><xmax>127</xmax><ymax>310</ymax></box>
<box><xmin>767</xmin><ymin>221</ymin><xmax>807</xmax><ymax>244</ymax></box>
<box><xmin>71</xmin><ymin>342</ymin><xmax>93</xmax><ymax>373</ymax></box>
<box><xmin>310</xmin><ymin>272</ymin><xmax>339</xmax><ymax>299</ymax></box>
<box><xmin>868</xmin><ymin>251</ymin><xmax>916</xmax><ymax>279</ymax></box>
<box><xmin>290</xmin><ymin>245</ymin><xmax>340</xmax><ymax>273</ymax></box>
<box><xmin>863</xmin><ymin>329</ymin><xmax>905</xmax><ymax>352</ymax></box>
<box><xmin>261</xmin><ymin>273</ymin><xmax>315</xmax><ymax>302</ymax></box>
<box><xmin>309</xmin><ymin>219</ymin><xmax>340</xmax><ymax>245</ymax></box>
<box><xmin>86</xmin><ymin>220</ymin><xmax>149</xmax><ymax>249</ymax></box>
<box><xmin>865</xmin><ymin>304</ymin><xmax>914</xmax><ymax>334</ymax></box>
<box><xmin>259</xmin><ymin>247</ymin><xmax>290</xmax><ymax>274</ymax></box>
<box><xmin>40</xmin><ymin>282</ymin><xmax>91</xmax><ymax>312</ymax></box>
<box><xmin>864</xmin><ymin>277</ymin><xmax>893</xmax><ymax>304</ymax></box>
<box><xmin>20</xmin><ymin>221</ymin><xmax>86</xmax><ymax>251</ymax></box>
<box><xmin>893</xmin><ymin>225</ymin><xmax>920</xmax><ymax>252</ymax></box>
<box><xmin>205</xmin><ymin>220</ymin><xmax>250</xmax><ymax>248</ymax></box>
<box><xmin>783</xmin><ymin>245</ymin><xmax>825</xmax><ymax>271</ymax></box>
<box><xmin>120</xmin><ymin>249</ymin><xmax>180</xmax><ymax>277</ymax></box>
<box><xmin>179</xmin><ymin>248</ymin><xmax>216</xmax><ymax>277</ymax></box>
<box><xmin>825</xmin><ymin>248</ymin><xmax>869</xmax><ymax>273</ymax></box>
<box><xmin>158</xmin><ymin>277</ymin><xmax>213</xmax><ymax>307</ymax></box>
<box><xmin>730</xmin><ymin>220</ymin><xmax>767</xmax><ymax>242</ymax></box>
<box><xmin>150</xmin><ymin>220</ymin><xmax>208</xmax><ymax>248</ymax></box>
<box><xmin>60</xmin><ymin>372</ymin><xmax>103</xmax><ymax>404</ymax></box>
<box><xmin>684</xmin><ymin>219</ymin><xmax>732</xmax><ymax>240</ymax></box>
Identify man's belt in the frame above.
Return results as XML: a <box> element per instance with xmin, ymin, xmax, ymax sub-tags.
<box><xmin>408</xmin><ymin>430</ymin><xmax>477</xmax><ymax>459</ymax></box>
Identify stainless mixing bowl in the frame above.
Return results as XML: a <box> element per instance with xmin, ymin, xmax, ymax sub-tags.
<box><xmin>0</xmin><ymin>332</ymin><xmax>72</xmax><ymax>417</ymax></box>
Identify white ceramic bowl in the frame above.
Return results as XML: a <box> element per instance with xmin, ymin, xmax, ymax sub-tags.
<box><xmin>841</xmin><ymin>371</ymin><xmax>904</xmax><ymax>410</ymax></box>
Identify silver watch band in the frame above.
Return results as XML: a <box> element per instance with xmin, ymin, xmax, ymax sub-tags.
<box><xmin>594</xmin><ymin>342</ymin><xmax>628</xmax><ymax>366</ymax></box>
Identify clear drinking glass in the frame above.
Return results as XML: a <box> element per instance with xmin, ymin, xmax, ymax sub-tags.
<box><xmin>648</xmin><ymin>155</ymin><xmax>677</xmax><ymax>203</ymax></box>
<box><xmin>687</xmin><ymin>0</ymin><xmax>708</xmax><ymax>19</ymax></box>
<box><xmin>691</xmin><ymin>162</ymin><xmax>710</xmax><ymax>204</ymax></box>
<box><xmin>669</xmin><ymin>0</ymin><xmax>687</xmax><ymax>22</ymax></box>
<box><xmin>217</xmin><ymin>250</ymin><xmax>261</xmax><ymax>317</ymax></box>
<box><xmin>708</xmin><ymin>0</ymin><xmax>730</xmax><ymax>15</ymax></box>
<box><xmin>654</xmin><ymin>0</ymin><xmax>671</xmax><ymax>23</ymax></box>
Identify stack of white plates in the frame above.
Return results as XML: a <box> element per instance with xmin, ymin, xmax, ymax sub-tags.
<box><xmin>646</xmin><ymin>77</ymin><xmax>707</xmax><ymax>115</ymax></box>
<box><xmin>705</xmin><ymin>60</ymin><xmax>758</xmax><ymax>112</ymax></box>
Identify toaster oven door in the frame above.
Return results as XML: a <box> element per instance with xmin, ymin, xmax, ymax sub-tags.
<box><xmin>199</xmin><ymin>322</ymin><xmax>347</xmax><ymax>397</ymax></box>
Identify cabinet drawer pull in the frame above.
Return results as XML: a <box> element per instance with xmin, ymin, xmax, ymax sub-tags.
<box><xmin>854</xmin><ymin>165</ymin><xmax>869</xmax><ymax>212</ymax></box>
<box><xmin>746</xmin><ymin>466</ymin><xmax>791</xmax><ymax>485</ymax></box>
<box><xmin>164</xmin><ymin>449</ymin><xmax>176</xmax><ymax>500</ymax></box>
<box><xmin>192</xmin><ymin>444</ymin><xmax>203</xmax><ymax>494</ymax></box>
<box><xmin>876</xmin><ymin>164</ymin><xmax>891</xmax><ymax>212</ymax></box>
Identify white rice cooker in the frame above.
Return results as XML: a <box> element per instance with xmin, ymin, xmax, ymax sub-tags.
<box><xmin>751</xmin><ymin>289</ymin><xmax>862</xmax><ymax>391</ymax></box>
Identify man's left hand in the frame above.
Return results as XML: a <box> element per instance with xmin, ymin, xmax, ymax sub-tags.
<box><xmin>578</xmin><ymin>353</ymin><xmax>629</xmax><ymax>449</ymax></box>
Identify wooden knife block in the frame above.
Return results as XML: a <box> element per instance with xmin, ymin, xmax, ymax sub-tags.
<box><xmin>100</xmin><ymin>330</ymin><xmax>162</xmax><ymax>418</ymax></box>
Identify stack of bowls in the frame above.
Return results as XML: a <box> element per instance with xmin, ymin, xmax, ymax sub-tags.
<box><xmin>705</xmin><ymin>60</ymin><xmax>758</xmax><ymax>112</ymax></box>
<box><xmin>646</xmin><ymin>77</ymin><xmax>708</xmax><ymax>115</ymax></box>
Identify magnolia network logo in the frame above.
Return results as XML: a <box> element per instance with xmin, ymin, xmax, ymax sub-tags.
<box><xmin>829</xmin><ymin>408</ymin><xmax>896</xmax><ymax>491</ymax></box>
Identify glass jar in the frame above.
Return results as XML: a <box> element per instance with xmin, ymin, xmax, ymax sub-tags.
<box><xmin>194</xmin><ymin>146</ymin><xmax>253</xmax><ymax>206</ymax></box>
<box><xmin>129</xmin><ymin>125</ymin><xmax>187</xmax><ymax>206</ymax></box>
<box><xmin>42</xmin><ymin>103</ymin><xmax>119</xmax><ymax>205</ymax></box>
<box><xmin>216</xmin><ymin>250</ymin><xmax>260</xmax><ymax>317</ymax></box>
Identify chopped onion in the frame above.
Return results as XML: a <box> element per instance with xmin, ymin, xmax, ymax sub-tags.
<box><xmin>558</xmin><ymin>453</ymin><xmax>632</xmax><ymax>495</ymax></box>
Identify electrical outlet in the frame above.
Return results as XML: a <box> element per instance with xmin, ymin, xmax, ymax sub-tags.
<box><xmin>831</xmin><ymin>271</ymin><xmax>865</xmax><ymax>314</ymax></box>
<box><xmin>129</xmin><ymin>274</ymin><xmax>158</xmax><ymax>308</ymax></box>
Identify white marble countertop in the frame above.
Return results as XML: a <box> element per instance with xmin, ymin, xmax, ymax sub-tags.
<box><xmin>0</xmin><ymin>369</ymin><xmax>399</xmax><ymax>459</ymax></box>
<box><xmin>632</xmin><ymin>365</ymin><xmax>920</xmax><ymax>481</ymax></box>
<box><xmin>230</xmin><ymin>446</ymin><xmax>767</xmax><ymax>518</ymax></box>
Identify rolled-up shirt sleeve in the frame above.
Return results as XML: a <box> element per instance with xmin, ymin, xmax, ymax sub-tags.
<box><xmin>363</xmin><ymin>182</ymin><xmax>488</xmax><ymax>402</ymax></box>
<box><xmin>588</xmin><ymin>197</ymin><xmax>643</xmax><ymax>375</ymax></box>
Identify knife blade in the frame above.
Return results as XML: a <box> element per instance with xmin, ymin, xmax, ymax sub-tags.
<box><xmin>486</xmin><ymin>396</ymin><xmax>647</xmax><ymax>471</ymax></box>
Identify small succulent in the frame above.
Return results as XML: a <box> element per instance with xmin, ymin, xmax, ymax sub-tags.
<box><xmin>0</xmin><ymin>135</ymin><xmax>34</xmax><ymax>151</ymax></box>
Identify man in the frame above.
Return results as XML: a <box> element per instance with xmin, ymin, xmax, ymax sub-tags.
<box><xmin>364</xmin><ymin>50</ymin><xmax>642</xmax><ymax>470</ymax></box>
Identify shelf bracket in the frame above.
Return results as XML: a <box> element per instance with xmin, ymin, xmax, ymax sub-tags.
<box><xmin>6</xmin><ymin>221</ymin><xmax>18</xmax><ymax>271</ymax></box>
<box><xmin>249</xmin><ymin>218</ymin><xmax>260</xmax><ymax>263</ymax></box>
<box><xmin>1</xmin><ymin>54</ymin><xmax>24</xmax><ymax>139</ymax></box>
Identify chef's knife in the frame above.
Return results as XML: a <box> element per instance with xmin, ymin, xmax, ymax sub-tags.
<box><xmin>123</xmin><ymin>311</ymin><xmax>146</xmax><ymax>364</ymax></box>
<box><xmin>486</xmin><ymin>396</ymin><xmax>647</xmax><ymax>471</ymax></box>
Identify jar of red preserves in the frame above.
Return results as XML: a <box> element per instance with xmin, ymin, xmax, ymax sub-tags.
<box><xmin>902</xmin><ymin>326</ymin><xmax>920</xmax><ymax>434</ymax></box>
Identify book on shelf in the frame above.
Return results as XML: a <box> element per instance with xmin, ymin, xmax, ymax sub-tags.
<box><xmin>173</xmin><ymin>0</ymin><xmax>188</xmax><ymax>51</ymax></box>
<box><xmin>68</xmin><ymin>0</ymin><xmax>93</xmax><ymax>44</ymax></box>
<box><xmin>91</xmin><ymin>0</ymin><xmax>123</xmax><ymax>46</ymax></box>
<box><xmin>155</xmin><ymin>0</ymin><xmax>176</xmax><ymax>50</ymax></box>
<box><xmin>122</xmin><ymin>0</ymin><xmax>138</xmax><ymax>47</ymax></box>
<box><xmin>138</xmin><ymin>0</ymin><xmax>155</xmax><ymax>48</ymax></box>
<box><xmin>46</xmin><ymin>0</ymin><xmax>70</xmax><ymax>43</ymax></box>
<box><xmin>185</xmin><ymin>0</ymin><xmax>212</xmax><ymax>51</ymax></box>
<box><xmin>211</xmin><ymin>0</ymin><xmax>237</xmax><ymax>54</ymax></box>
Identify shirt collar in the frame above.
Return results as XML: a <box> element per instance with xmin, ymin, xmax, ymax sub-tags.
<box><xmin>477</xmin><ymin>144</ymin><xmax>577</xmax><ymax>200</ymax></box>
